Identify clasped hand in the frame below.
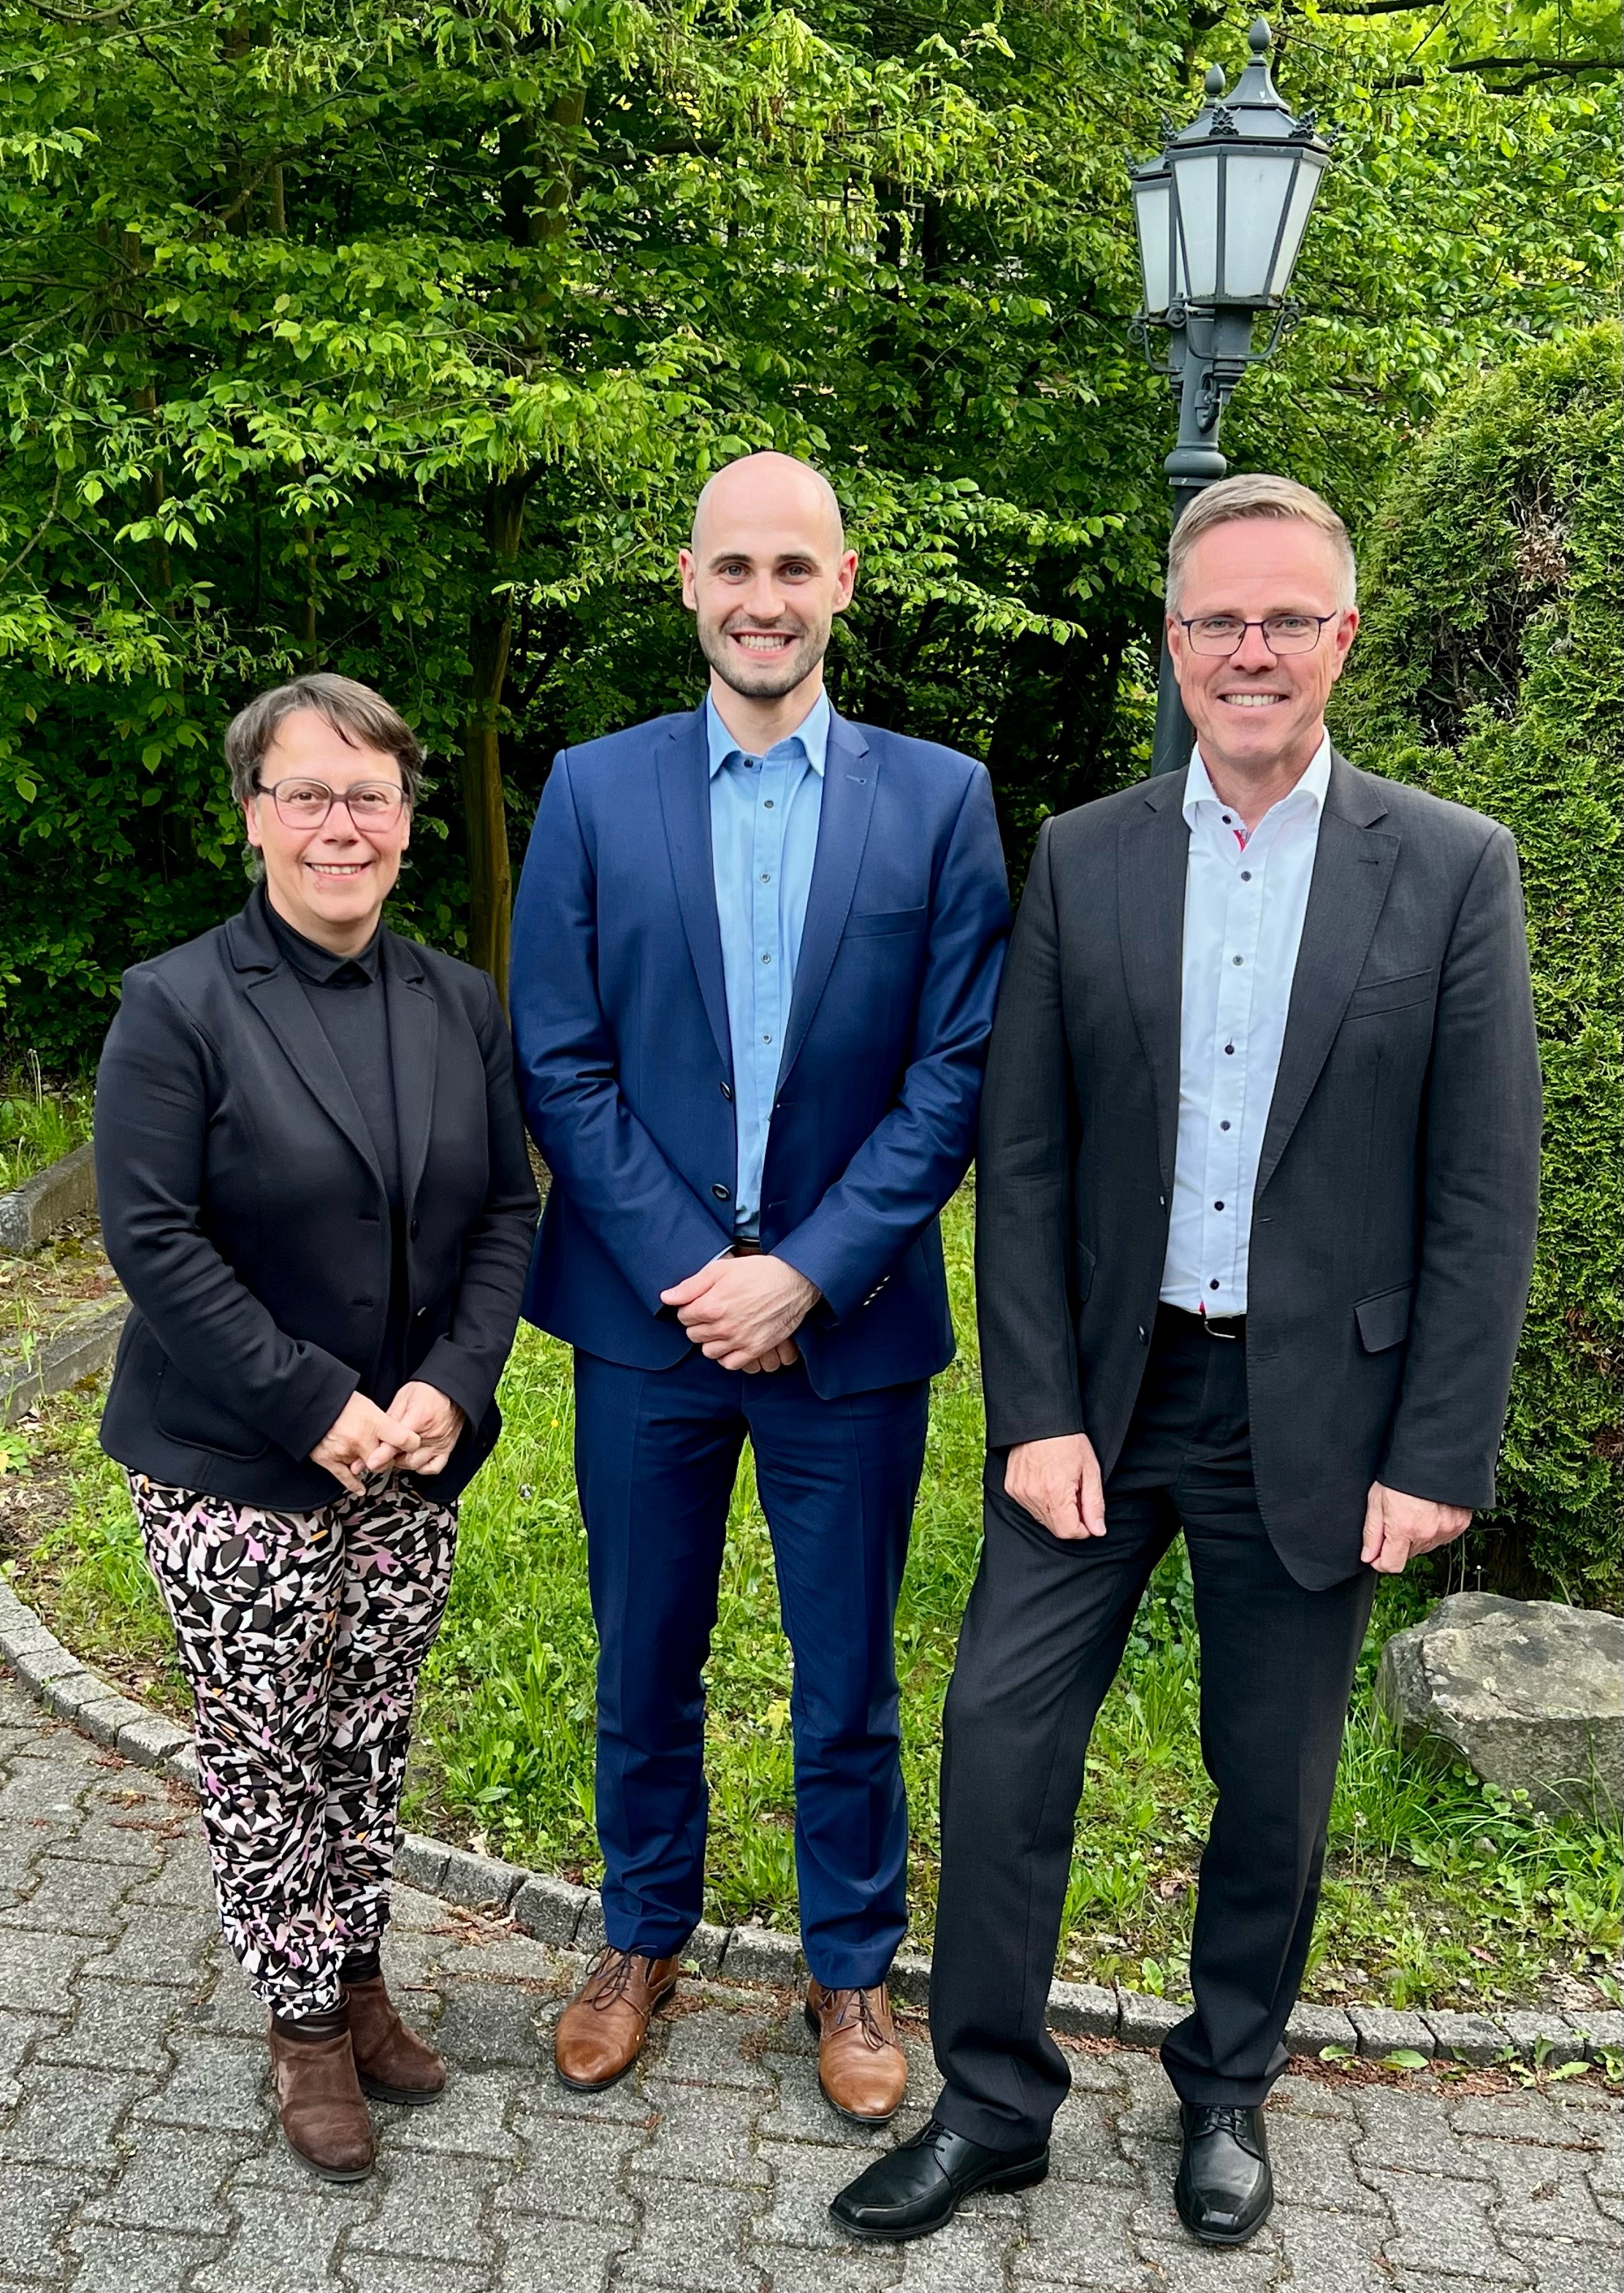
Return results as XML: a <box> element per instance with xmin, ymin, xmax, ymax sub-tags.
<box><xmin>660</xmin><ymin>1252</ymin><xmax>820</xmax><ymax>1373</ymax></box>
<box><xmin>310</xmin><ymin>1380</ymin><xmax>466</xmax><ymax>1494</ymax></box>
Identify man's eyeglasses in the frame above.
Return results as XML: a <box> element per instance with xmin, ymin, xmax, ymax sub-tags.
<box><xmin>254</xmin><ymin>778</ymin><xmax>408</xmax><ymax>829</ymax></box>
<box><xmin>1179</xmin><ymin>612</ymin><xmax>1338</xmax><ymax>658</ymax></box>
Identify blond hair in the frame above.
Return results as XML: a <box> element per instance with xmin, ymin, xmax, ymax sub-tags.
<box><xmin>1167</xmin><ymin>474</ymin><xmax>1356</xmax><ymax>615</ymax></box>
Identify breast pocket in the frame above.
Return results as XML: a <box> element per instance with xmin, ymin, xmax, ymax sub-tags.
<box><xmin>1343</xmin><ymin>967</ymin><xmax>1437</xmax><ymax>1022</ymax></box>
<box><xmin>844</xmin><ymin>905</ymin><xmax>929</xmax><ymax>940</ymax></box>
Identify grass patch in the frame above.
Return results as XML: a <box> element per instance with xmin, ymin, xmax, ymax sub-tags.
<box><xmin>0</xmin><ymin>1067</ymin><xmax>91</xmax><ymax>1195</ymax></box>
<box><xmin>4</xmin><ymin>1189</ymin><xmax>1618</xmax><ymax>2016</ymax></box>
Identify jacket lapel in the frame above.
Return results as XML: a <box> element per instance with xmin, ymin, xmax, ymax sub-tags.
<box><xmin>1118</xmin><ymin>771</ymin><xmax>1191</xmax><ymax>1193</ymax></box>
<box><xmin>383</xmin><ymin>932</ymin><xmax>438</xmax><ymax>1217</ymax></box>
<box><xmin>241</xmin><ymin>965</ymin><xmax>386</xmax><ymax>1195</ymax></box>
<box><xmin>1254</xmin><ymin>752</ymin><xmax>1399</xmax><ymax>1199</ymax></box>
<box><xmin>657</xmin><ymin>707</ymin><xmax>733</xmax><ymax>1076</ymax></box>
<box><xmin>777</xmin><ymin>712</ymin><xmax>876</xmax><ymax>1090</ymax></box>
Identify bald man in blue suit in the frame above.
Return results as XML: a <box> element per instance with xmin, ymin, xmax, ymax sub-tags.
<box><xmin>511</xmin><ymin>452</ymin><xmax>1010</xmax><ymax>2121</ymax></box>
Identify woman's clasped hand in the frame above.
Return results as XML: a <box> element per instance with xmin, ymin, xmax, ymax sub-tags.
<box><xmin>308</xmin><ymin>1381</ymin><xmax>468</xmax><ymax>1493</ymax></box>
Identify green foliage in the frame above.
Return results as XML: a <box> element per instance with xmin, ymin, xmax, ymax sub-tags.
<box><xmin>13</xmin><ymin>1189</ymin><xmax>1620</xmax><ymax>2010</ymax></box>
<box><xmin>0</xmin><ymin>2</ymin><xmax>1615</xmax><ymax>1045</ymax></box>
<box><xmin>1331</xmin><ymin>322</ymin><xmax>1623</xmax><ymax>1605</ymax></box>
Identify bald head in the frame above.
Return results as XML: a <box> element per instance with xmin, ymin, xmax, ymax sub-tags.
<box><xmin>679</xmin><ymin>451</ymin><xmax>858</xmax><ymax>730</ymax></box>
<box><xmin>690</xmin><ymin>452</ymin><xmax>845</xmax><ymax>558</ymax></box>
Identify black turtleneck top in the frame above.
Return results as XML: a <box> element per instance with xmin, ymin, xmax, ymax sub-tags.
<box><xmin>263</xmin><ymin>890</ymin><xmax>409</xmax><ymax>1404</ymax></box>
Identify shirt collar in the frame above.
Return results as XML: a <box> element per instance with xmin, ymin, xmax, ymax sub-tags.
<box><xmin>705</xmin><ymin>688</ymin><xmax>830</xmax><ymax>780</ymax></box>
<box><xmin>262</xmin><ymin>886</ymin><xmax>384</xmax><ymax>985</ymax></box>
<box><xmin>1183</xmin><ymin>730</ymin><xmax>1332</xmax><ymax>832</ymax></box>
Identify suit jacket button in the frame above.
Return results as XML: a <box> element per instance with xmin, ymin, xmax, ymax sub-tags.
<box><xmin>415</xmin><ymin>1306</ymin><xmax>429</xmax><ymax>1320</ymax></box>
<box><xmin>712</xmin><ymin>1183</ymin><xmax>731</xmax><ymax>1202</ymax></box>
<box><xmin>409</xmin><ymin>1219</ymin><xmax>421</xmax><ymax>1239</ymax></box>
<box><xmin>1137</xmin><ymin>1325</ymin><xmax>1148</xmax><ymax>1343</ymax></box>
<box><xmin>720</xmin><ymin>1081</ymin><xmax>733</xmax><ymax>1102</ymax></box>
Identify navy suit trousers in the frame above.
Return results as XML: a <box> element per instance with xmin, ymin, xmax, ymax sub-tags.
<box><xmin>573</xmin><ymin>1346</ymin><xmax>930</xmax><ymax>1989</ymax></box>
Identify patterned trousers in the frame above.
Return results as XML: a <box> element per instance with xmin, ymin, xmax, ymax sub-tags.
<box><xmin>129</xmin><ymin>1473</ymin><xmax>458</xmax><ymax>2017</ymax></box>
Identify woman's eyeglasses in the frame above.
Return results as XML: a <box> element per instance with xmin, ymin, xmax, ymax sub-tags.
<box><xmin>254</xmin><ymin>778</ymin><xmax>407</xmax><ymax>828</ymax></box>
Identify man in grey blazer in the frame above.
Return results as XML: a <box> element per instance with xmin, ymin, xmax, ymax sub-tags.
<box><xmin>831</xmin><ymin>475</ymin><xmax>1541</xmax><ymax>2248</ymax></box>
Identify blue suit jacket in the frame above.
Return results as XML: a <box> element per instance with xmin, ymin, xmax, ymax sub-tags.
<box><xmin>510</xmin><ymin>703</ymin><xmax>1011</xmax><ymax>1396</ymax></box>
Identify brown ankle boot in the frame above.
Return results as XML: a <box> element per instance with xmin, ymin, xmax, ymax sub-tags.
<box><xmin>344</xmin><ymin>1973</ymin><xmax>447</xmax><ymax>2106</ymax></box>
<box><xmin>267</xmin><ymin>2018</ymin><xmax>375</xmax><ymax>2181</ymax></box>
<box><xmin>805</xmin><ymin>1979</ymin><xmax>907</xmax><ymax>2126</ymax></box>
<box><xmin>554</xmin><ymin>1947</ymin><xmax>681</xmax><ymax>2092</ymax></box>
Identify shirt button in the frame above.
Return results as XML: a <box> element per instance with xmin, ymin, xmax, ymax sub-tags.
<box><xmin>760</xmin><ymin>952</ymin><xmax>771</xmax><ymax>964</ymax></box>
<box><xmin>1220</xmin><ymin>1119</ymin><xmax>1231</xmax><ymax>1131</ymax></box>
<box><xmin>760</xmin><ymin>872</ymin><xmax>771</xmax><ymax>883</ymax></box>
<box><xmin>1232</xmin><ymin>955</ymin><xmax>1243</xmax><ymax>966</ymax></box>
<box><xmin>1214</xmin><ymin>1201</ymin><xmax>1224</xmax><ymax>1211</ymax></box>
<box><xmin>761</xmin><ymin>1033</ymin><xmax>771</xmax><ymax>1043</ymax></box>
<box><xmin>1224</xmin><ymin>1043</ymin><xmax>1235</xmax><ymax>1055</ymax></box>
<box><xmin>1209</xmin><ymin>1279</ymin><xmax>1220</xmax><ymax>1291</ymax></box>
<box><xmin>1240</xmin><ymin>870</ymin><xmax>1251</xmax><ymax>882</ymax></box>
<box><xmin>763</xmin><ymin>799</ymin><xmax>774</xmax><ymax>810</ymax></box>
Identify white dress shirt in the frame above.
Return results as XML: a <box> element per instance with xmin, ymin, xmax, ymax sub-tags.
<box><xmin>1159</xmin><ymin>732</ymin><xmax>1332</xmax><ymax>1315</ymax></box>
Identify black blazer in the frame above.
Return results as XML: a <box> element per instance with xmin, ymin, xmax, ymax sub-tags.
<box><xmin>975</xmin><ymin>753</ymin><xmax>1543</xmax><ymax>1589</ymax></box>
<box><xmin>96</xmin><ymin>894</ymin><xmax>538</xmax><ymax>1508</ymax></box>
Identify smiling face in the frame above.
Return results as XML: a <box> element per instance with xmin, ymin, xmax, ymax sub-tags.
<box><xmin>679</xmin><ymin>455</ymin><xmax>858</xmax><ymax>725</ymax></box>
<box><xmin>243</xmin><ymin>708</ymin><xmax>411</xmax><ymax>954</ymax></box>
<box><xmin>1169</xmin><ymin>517</ymin><xmax>1358</xmax><ymax>789</ymax></box>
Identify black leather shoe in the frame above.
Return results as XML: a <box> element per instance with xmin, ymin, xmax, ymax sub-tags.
<box><xmin>830</xmin><ymin>2115</ymin><xmax>1049</xmax><ymax>2243</ymax></box>
<box><xmin>1174</xmin><ymin>2103</ymin><xmax>1273</xmax><ymax>2246</ymax></box>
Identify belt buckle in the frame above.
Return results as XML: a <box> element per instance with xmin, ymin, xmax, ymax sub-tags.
<box><xmin>1203</xmin><ymin>1314</ymin><xmax>1240</xmax><ymax>1342</ymax></box>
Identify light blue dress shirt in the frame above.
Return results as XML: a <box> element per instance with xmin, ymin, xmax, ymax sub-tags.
<box><xmin>706</xmin><ymin>689</ymin><xmax>829</xmax><ymax>1237</ymax></box>
<box><xmin>1160</xmin><ymin>733</ymin><xmax>1331</xmax><ymax>1315</ymax></box>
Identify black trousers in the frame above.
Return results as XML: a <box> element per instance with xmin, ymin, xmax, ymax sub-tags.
<box><xmin>930</xmin><ymin>1307</ymin><xmax>1376</xmax><ymax>2147</ymax></box>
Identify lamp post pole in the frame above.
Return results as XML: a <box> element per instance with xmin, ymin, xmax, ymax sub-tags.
<box><xmin>1129</xmin><ymin>20</ymin><xmax>1334</xmax><ymax>775</ymax></box>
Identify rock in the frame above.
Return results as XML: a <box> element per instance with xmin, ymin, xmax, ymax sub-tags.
<box><xmin>1376</xmin><ymin>1592</ymin><xmax>1623</xmax><ymax>1820</ymax></box>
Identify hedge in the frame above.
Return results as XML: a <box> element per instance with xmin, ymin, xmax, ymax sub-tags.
<box><xmin>1330</xmin><ymin>321</ymin><xmax>1622</xmax><ymax>1606</ymax></box>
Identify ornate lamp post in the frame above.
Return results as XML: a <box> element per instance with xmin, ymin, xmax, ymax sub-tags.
<box><xmin>1129</xmin><ymin>19</ymin><xmax>1333</xmax><ymax>773</ymax></box>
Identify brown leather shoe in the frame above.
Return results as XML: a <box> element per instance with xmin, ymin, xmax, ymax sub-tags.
<box><xmin>805</xmin><ymin>1979</ymin><xmax>908</xmax><ymax>2125</ymax></box>
<box><xmin>344</xmin><ymin>1973</ymin><xmax>447</xmax><ymax>2106</ymax></box>
<box><xmin>554</xmin><ymin>1947</ymin><xmax>681</xmax><ymax>2092</ymax></box>
<box><xmin>267</xmin><ymin>2020</ymin><xmax>375</xmax><ymax>2182</ymax></box>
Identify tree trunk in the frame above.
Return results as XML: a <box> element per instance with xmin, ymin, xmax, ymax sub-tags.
<box><xmin>462</xmin><ymin>474</ymin><xmax>531</xmax><ymax>997</ymax></box>
<box><xmin>460</xmin><ymin>84</ymin><xmax>586</xmax><ymax>998</ymax></box>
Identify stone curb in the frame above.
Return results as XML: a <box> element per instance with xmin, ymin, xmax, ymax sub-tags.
<box><xmin>0</xmin><ymin>1138</ymin><xmax>98</xmax><ymax>1258</ymax></box>
<box><xmin>0</xmin><ymin>1572</ymin><xmax>1614</xmax><ymax>2069</ymax></box>
<box><xmin>0</xmin><ymin>1296</ymin><xmax>130</xmax><ymax>1428</ymax></box>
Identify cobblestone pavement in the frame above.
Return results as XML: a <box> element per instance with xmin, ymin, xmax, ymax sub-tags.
<box><xmin>2</xmin><ymin>1670</ymin><xmax>1620</xmax><ymax>2292</ymax></box>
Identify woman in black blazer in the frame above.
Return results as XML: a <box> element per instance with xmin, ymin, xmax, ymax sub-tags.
<box><xmin>95</xmin><ymin>674</ymin><xmax>537</xmax><ymax>2183</ymax></box>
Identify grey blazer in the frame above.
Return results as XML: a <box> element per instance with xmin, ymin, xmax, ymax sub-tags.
<box><xmin>974</xmin><ymin>752</ymin><xmax>1542</xmax><ymax>1590</ymax></box>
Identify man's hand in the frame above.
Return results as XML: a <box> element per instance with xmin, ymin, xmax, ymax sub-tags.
<box><xmin>386</xmin><ymin>1380</ymin><xmax>468</xmax><ymax>1477</ymax></box>
<box><xmin>660</xmin><ymin>1255</ymin><xmax>820</xmax><ymax>1372</ymax></box>
<box><xmin>310</xmin><ymin>1391</ymin><xmax>417</xmax><ymax>1495</ymax></box>
<box><xmin>1360</xmin><ymin>1481</ymin><xmax>1471</xmax><ymax>1575</ymax></box>
<box><xmin>1005</xmin><ymin>1433</ymin><xmax>1107</xmax><ymax>1542</ymax></box>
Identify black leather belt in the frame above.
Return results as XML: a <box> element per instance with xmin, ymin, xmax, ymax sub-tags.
<box><xmin>1162</xmin><ymin>1303</ymin><xmax>1246</xmax><ymax>1342</ymax></box>
<box><xmin>731</xmin><ymin>1238</ymin><xmax>763</xmax><ymax>1256</ymax></box>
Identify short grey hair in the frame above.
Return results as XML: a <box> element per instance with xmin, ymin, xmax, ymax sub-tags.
<box><xmin>1167</xmin><ymin>474</ymin><xmax>1357</xmax><ymax>615</ymax></box>
<box><xmin>224</xmin><ymin>674</ymin><xmax>424</xmax><ymax>809</ymax></box>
